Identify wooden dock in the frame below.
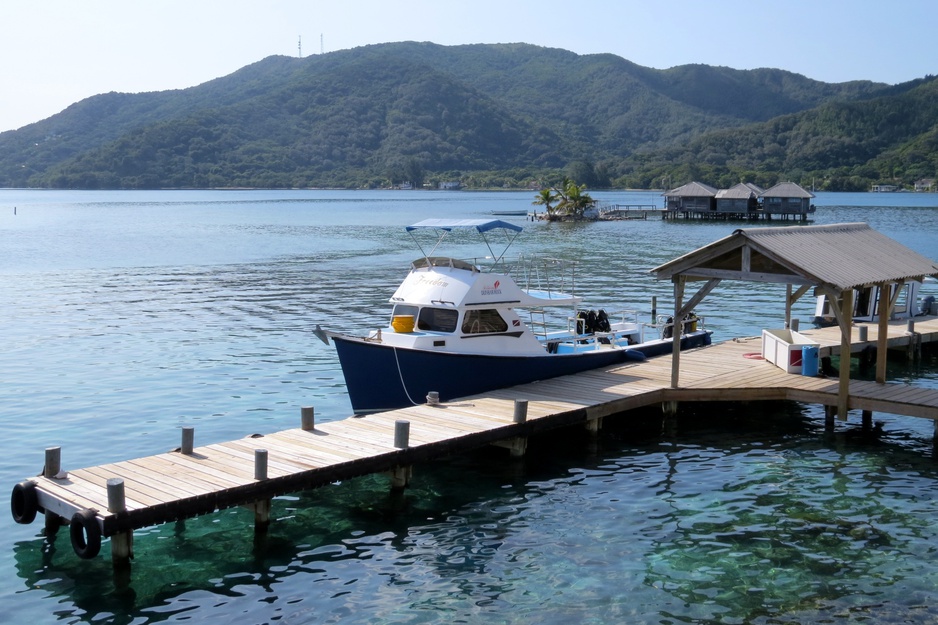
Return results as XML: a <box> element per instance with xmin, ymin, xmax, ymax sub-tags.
<box><xmin>11</xmin><ymin>316</ymin><xmax>938</xmax><ymax>563</ymax></box>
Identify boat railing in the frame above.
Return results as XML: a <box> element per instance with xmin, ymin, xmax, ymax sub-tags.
<box><xmin>513</xmin><ymin>255</ymin><xmax>579</xmax><ymax>299</ymax></box>
<box><xmin>650</xmin><ymin>313</ymin><xmax>706</xmax><ymax>340</ymax></box>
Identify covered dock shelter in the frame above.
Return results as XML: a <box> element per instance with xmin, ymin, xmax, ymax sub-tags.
<box><xmin>651</xmin><ymin>222</ymin><xmax>938</xmax><ymax>418</ymax></box>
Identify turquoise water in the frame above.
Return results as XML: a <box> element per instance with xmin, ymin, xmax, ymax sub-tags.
<box><xmin>2</xmin><ymin>189</ymin><xmax>938</xmax><ymax>624</ymax></box>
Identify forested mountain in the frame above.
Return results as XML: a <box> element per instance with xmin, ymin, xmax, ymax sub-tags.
<box><xmin>0</xmin><ymin>42</ymin><xmax>933</xmax><ymax>190</ymax></box>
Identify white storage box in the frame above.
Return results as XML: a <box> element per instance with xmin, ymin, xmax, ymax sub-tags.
<box><xmin>761</xmin><ymin>328</ymin><xmax>819</xmax><ymax>374</ymax></box>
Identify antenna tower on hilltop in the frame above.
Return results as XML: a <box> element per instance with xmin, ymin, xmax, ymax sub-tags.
<box><xmin>320</xmin><ymin>33</ymin><xmax>324</xmax><ymax>54</ymax></box>
<box><xmin>298</xmin><ymin>35</ymin><xmax>302</xmax><ymax>58</ymax></box>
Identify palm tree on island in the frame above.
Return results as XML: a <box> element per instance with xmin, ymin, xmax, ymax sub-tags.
<box><xmin>533</xmin><ymin>179</ymin><xmax>597</xmax><ymax>221</ymax></box>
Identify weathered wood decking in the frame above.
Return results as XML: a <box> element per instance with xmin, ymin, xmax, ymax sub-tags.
<box><xmin>15</xmin><ymin>316</ymin><xmax>938</xmax><ymax>560</ymax></box>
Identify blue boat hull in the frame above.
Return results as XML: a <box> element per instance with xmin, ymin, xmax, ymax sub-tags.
<box><xmin>333</xmin><ymin>332</ymin><xmax>712</xmax><ymax>414</ymax></box>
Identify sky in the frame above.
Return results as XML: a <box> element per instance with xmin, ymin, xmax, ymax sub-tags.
<box><xmin>1</xmin><ymin>0</ymin><xmax>935</xmax><ymax>132</ymax></box>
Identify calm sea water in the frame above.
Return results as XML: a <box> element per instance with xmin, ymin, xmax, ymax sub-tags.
<box><xmin>2</xmin><ymin>189</ymin><xmax>938</xmax><ymax>624</ymax></box>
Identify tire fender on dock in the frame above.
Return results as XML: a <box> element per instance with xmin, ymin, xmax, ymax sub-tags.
<box><xmin>11</xmin><ymin>481</ymin><xmax>39</xmax><ymax>524</ymax></box>
<box><xmin>69</xmin><ymin>509</ymin><xmax>102</xmax><ymax>559</ymax></box>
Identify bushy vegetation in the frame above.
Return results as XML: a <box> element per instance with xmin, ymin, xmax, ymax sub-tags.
<box><xmin>0</xmin><ymin>42</ymin><xmax>934</xmax><ymax>191</ymax></box>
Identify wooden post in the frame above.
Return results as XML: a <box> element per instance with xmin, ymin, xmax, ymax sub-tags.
<box><xmin>44</xmin><ymin>447</ymin><xmax>61</xmax><ymax>478</ymax></box>
<box><xmin>837</xmin><ymin>289</ymin><xmax>853</xmax><ymax>419</ymax></box>
<box><xmin>394</xmin><ymin>420</ymin><xmax>410</xmax><ymax>448</ymax></box>
<box><xmin>389</xmin><ymin>465</ymin><xmax>412</xmax><ymax>490</ymax></box>
<box><xmin>585</xmin><ymin>417</ymin><xmax>603</xmax><ymax>434</ymax></box>
<box><xmin>107</xmin><ymin>478</ymin><xmax>126</xmax><ymax>513</ymax></box>
<box><xmin>825</xmin><ymin>405</ymin><xmax>836</xmax><ymax>432</ymax></box>
<box><xmin>513</xmin><ymin>399</ymin><xmax>528</xmax><ymax>424</ymax></box>
<box><xmin>181</xmin><ymin>427</ymin><xmax>194</xmax><ymax>455</ymax></box>
<box><xmin>391</xmin><ymin>421</ymin><xmax>412</xmax><ymax>489</ymax></box>
<box><xmin>908</xmin><ymin>319</ymin><xmax>915</xmax><ymax>361</ymax></box>
<box><xmin>506</xmin><ymin>437</ymin><xmax>527</xmax><ymax>458</ymax></box>
<box><xmin>861</xmin><ymin>410</ymin><xmax>873</xmax><ymax>432</ymax></box>
<box><xmin>785</xmin><ymin>283</ymin><xmax>793</xmax><ymax>328</ymax></box>
<box><xmin>44</xmin><ymin>511</ymin><xmax>62</xmax><ymax>537</ymax></box>
<box><xmin>108</xmin><ymin>478</ymin><xmax>134</xmax><ymax>564</ymax></box>
<box><xmin>651</xmin><ymin>295</ymin><xmax>657</xmax><ymax>319</ymax></box>
<box><xmin>254</xmin><ymin>449</ymin><xmax>268</xmax><ymax>481</ymax></box>
<box><xmin>670</xmin><ymin>276</ymin><xmax>685</xmax><ymax>389</ymax></box>
<box><xmin>301</xmin><ymin>406</ymin><xmax>315</xmax><ymax>431</ymax></box>
<box><xmin>876</xmin><ymin>286</ymin><xmax>890</xmax><ymax>383</ymax></box>
<box><xmin>251</xmin><ymin>499</ymin><xmax>271</xmax><ymax>531</ymax></box>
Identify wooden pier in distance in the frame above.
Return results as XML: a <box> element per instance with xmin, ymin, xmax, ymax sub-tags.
<box><xmin>11</xmin><ymin>316</ymin><xmax>938</xmax><ymax>565</ymax></box>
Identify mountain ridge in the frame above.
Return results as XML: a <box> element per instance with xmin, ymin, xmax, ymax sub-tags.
<box><xmin>0</xmin><ymin>41</ymin><xmax>931</xmax><ymax>190</ymax></box>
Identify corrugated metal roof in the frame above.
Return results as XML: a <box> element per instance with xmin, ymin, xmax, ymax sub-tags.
<box><xmin>760</xmin><ymin>181</ymin><xmax>815</xmax><ymax>199</ymax></box>
<box><xmin>652</xmin><ymin>222</ymin><xmax>938</xmax><ymax>290</ymax></box>
<box><xmin>664</xmin><ymin>181</ymin><xmax>718</xmax><ymax>197</ymax></box>
<box><xmin>716</xmin><ymin>183</ymin><xmax>758</xmax><ymax>200</ymax></box>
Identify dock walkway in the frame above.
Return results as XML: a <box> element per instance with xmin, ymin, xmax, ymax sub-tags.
<box><xmin>13</xmin><ymin>316</ymin><xmax>938</xmax><ymax>561</ymax></box>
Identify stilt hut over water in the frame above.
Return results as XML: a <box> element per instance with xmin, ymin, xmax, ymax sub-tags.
<box><xmin>664</xmin><ymin>180</ymin><xmax>815</xmax><ymax>221</ymax></box>
<box><xmin>715</xmin><ymin>183</ymin><xmax>763</xmax><ymax>217</ymax></box>
<box><xmin>760</xmin><ymin>181</ymin><xmax>816</xmax><ymax>220</ymax></box>
<box><xmin>663</xmin><ymin>181</ymin><xmax>717</xmax><ymax>216</ymax></box>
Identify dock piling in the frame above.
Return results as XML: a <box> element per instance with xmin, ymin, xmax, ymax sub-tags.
<box><xmin>394</xmin><ymin>420</ymin><xmax>410</xmax><ymax>448</ymax></box>
<box><xmin>391</xmin><ymin>421</ymin><xmax>413</xmax><ymax>489</ymax></box>
<box><xmin>388</xmin><ymin>465</ymin><xmax>412</xmax><ymax>490</ymax></box>
<box><xmin>301</xmin><ymin>406</ymin><xmax>315</xmax><ymax>431</ymax></box>
<box><xmin>44</xmin><ymin>447</ymin><xmax>61</xmax><ymax>478</ymax></box>
<box><xmin>108</xmin><ymin>478</ymin><xmax>134</xmax><ymax>564</ymax></box>
<box><xmin>107</xmin><ymin>478</ymin><xmax>126</xmax><ymax>513</ymax></box>
<box><xmin>181</xmin><ymin>427</ymin><xmax>194</xmax><ymax>455</ymax></box>
<box><xmin>513</xmin><ymin>399</ymin><xmax>528</xmax><ymax>423</ymax></box>
<box><xmin>254</xmin><ymin>449</ymin><xmax>268</xmax><ymax>481</ymax></box>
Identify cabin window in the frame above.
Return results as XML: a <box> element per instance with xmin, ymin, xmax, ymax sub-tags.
<box><xmin>392</xmin><ymin>304</ymin><xmax>419</xmax><ymax>319</ymax></box>
<box><xmin>417</xmin><ymin>307</ymin><xmax>458</xmax><ymax>333</ymax></box>
<box><xmin>462</xmin><ymin>309</ymin><xmax>509</xmax><ymax>334</ymax></box>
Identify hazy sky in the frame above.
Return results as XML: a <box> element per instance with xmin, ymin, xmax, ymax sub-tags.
<box><xmin>2</xmin><ymin>0</ymin><xmax>935</xmax><ymax>132</ymax></box>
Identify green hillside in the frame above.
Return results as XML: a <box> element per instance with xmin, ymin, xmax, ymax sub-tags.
<box><xmin>0</xmin><ymin>42</ymin><xmax>932</xmax><ymax>190</ymax></box>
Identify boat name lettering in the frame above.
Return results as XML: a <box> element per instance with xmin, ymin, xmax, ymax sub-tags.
<box><xmin>481</xmin><ymin>280</ymin><xmax>502</xmax><ymax>296</ymax></box>
<box><xmin>416</xmin><ymin>276</ymin><xmax>450</xmax><ymax>288</ymax></box>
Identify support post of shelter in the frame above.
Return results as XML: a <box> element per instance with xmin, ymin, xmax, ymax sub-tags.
<box><xmin>837</xmin><ymin>288</ymin><xmax>854</xmax><ymax>419</ymax></box>
<box><xmin>876</xmin><ymin>284</ymin><xmax>891</xmax><ymax>384</ymax></box>
<box><xmin>670</xmin><ymin>276</ymin><xmax>685</xmax><ymax>389</ymax></box>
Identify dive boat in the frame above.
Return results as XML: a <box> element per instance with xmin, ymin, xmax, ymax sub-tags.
<box><xmin>317</xmin><ymin>219</ymin><xmax>712</xmax><ymax>414</ymax></box>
